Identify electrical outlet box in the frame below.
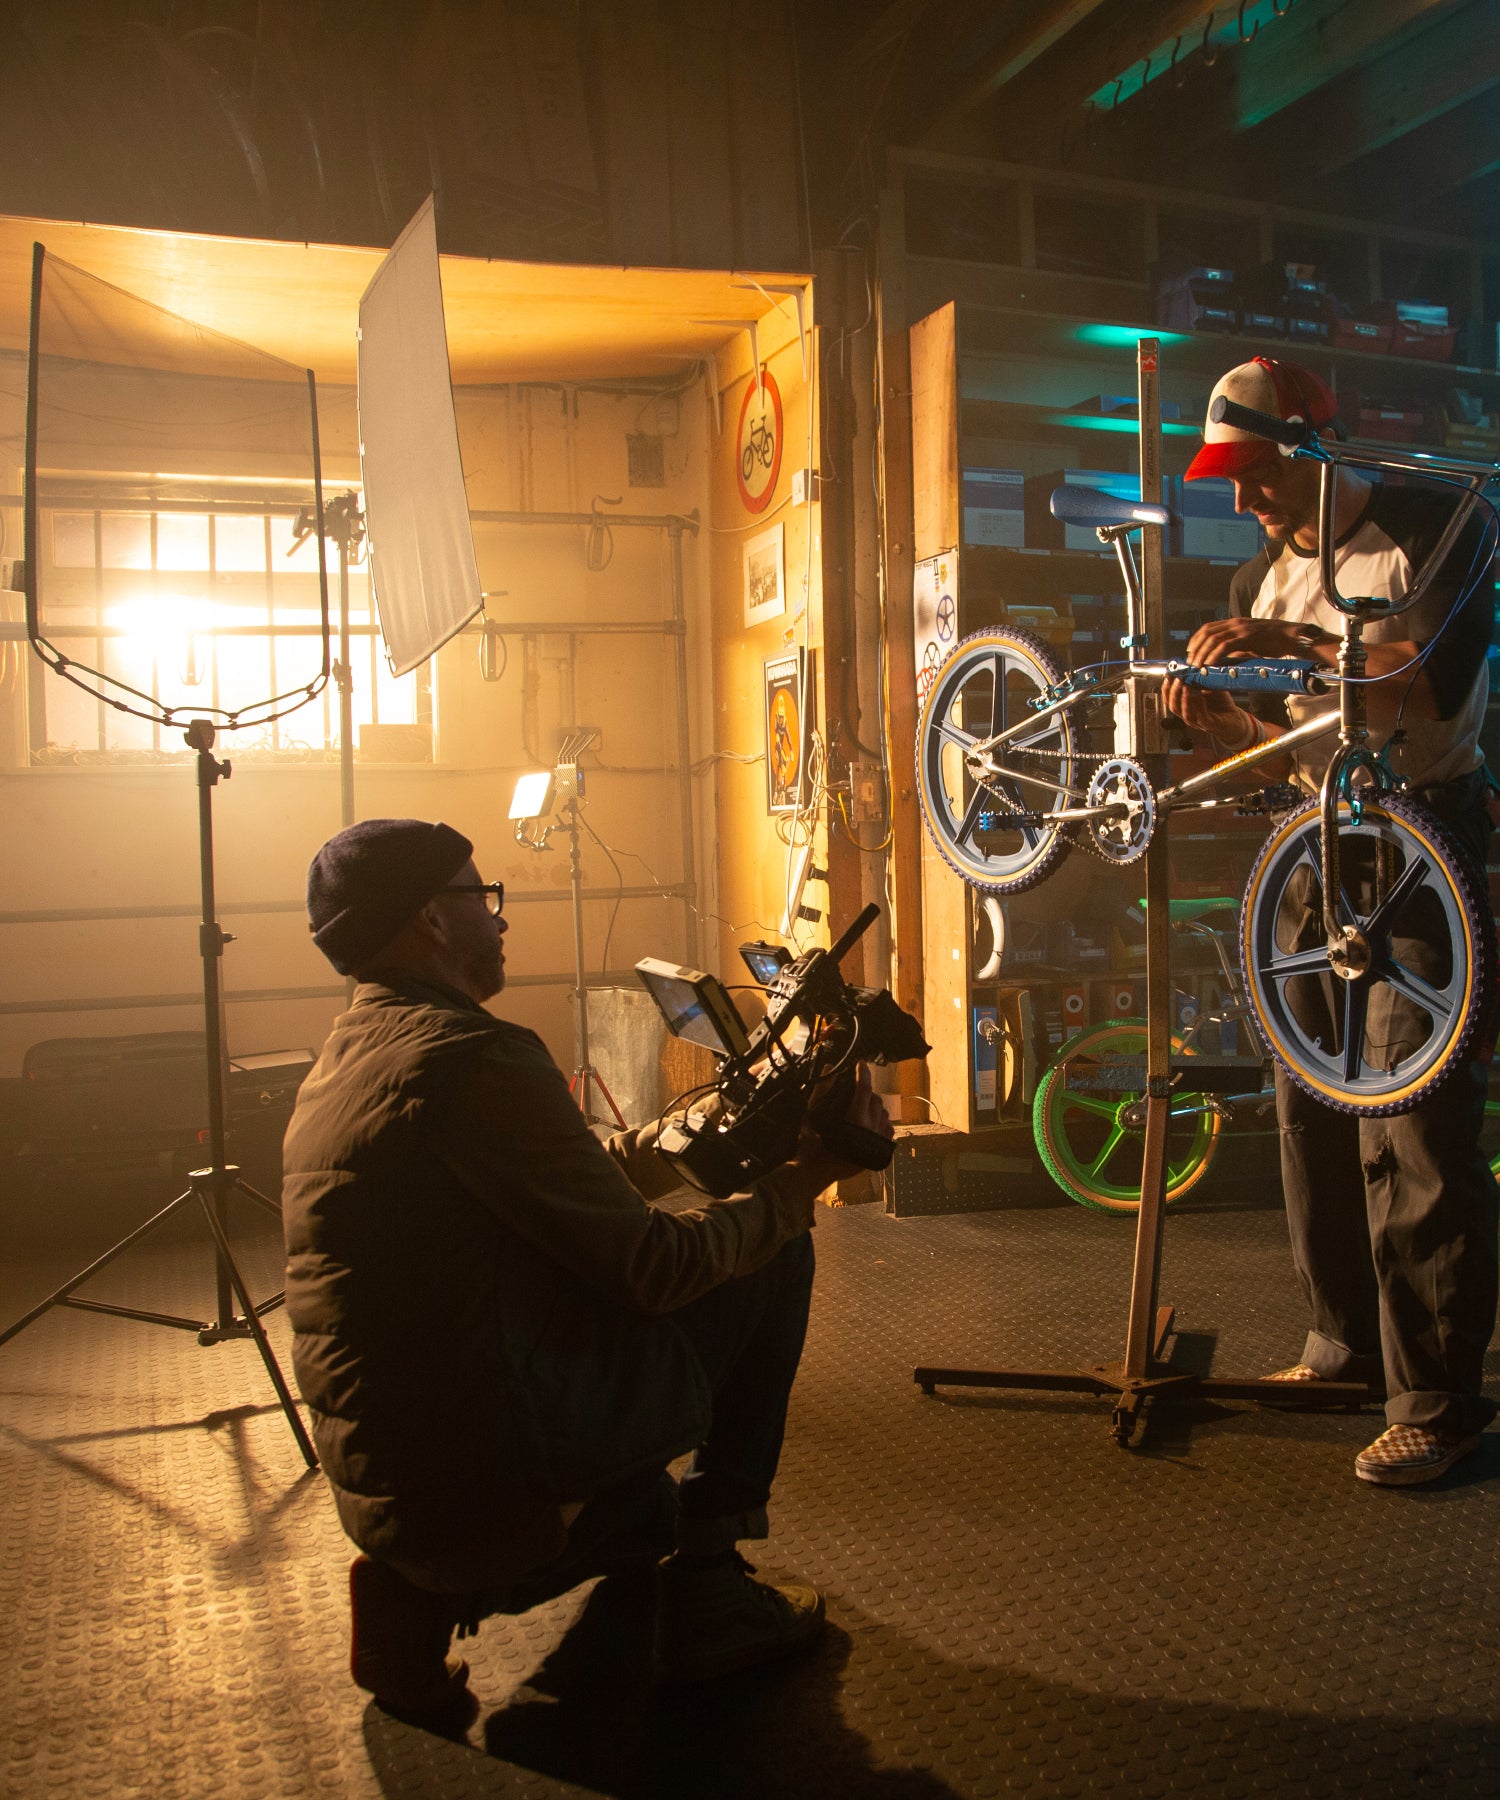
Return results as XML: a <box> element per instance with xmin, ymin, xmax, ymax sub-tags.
<box><xmin>849</xmin><ymin>761</ymin><xmax>885</xmax><ymax>825</ymax></box>
<box><xmin>791</xmin><ymin>468</ymin><xmax>821</xmax><ymax>506</ymax></box>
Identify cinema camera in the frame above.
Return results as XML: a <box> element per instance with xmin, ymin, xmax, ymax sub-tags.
<box><xmin>636</xmin><ymin>903</ymin><xmax>929</xmax><ymax>1198</ymax></box>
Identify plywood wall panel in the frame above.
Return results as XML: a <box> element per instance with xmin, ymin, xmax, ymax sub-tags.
<box><xmin>592</xmin><ymin>4</ymin><xmax>675</xmax><ymax>268</ymax></box>
<box><xmin>668</xmin><ymin>26</ymin><xmax>736</xmax><ymax>269</ymax></box>
<box><xmin>729</xmin><ymin>10</ymin><xmax>805</xmax><ymax>273</ymax></box>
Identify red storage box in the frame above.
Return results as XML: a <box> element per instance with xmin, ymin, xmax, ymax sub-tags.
<box><xmin>1390</xmin><ymin>321</ymin><xmax>1456</xmax><ymax>361</ymax></box>
<box><xmin>1330</xmin><ymin>318</ymin><xmax>1394</xmax><ymax>355</ymax></box>
<box><xmin>1355</xmin><ymin>405</ymin><xmax>1430</xmax><ymax>443</ymax></box>
<box><xmin>1370</xmin><ymin>302</ymin><xmax>1457</xmax><ymax>362</ymax></box>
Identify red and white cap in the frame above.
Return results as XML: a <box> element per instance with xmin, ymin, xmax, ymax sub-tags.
<box><xmin>1184</xmin><ymin>356</ymin><xmax>1340</xmax><ymax>482</ymax></box>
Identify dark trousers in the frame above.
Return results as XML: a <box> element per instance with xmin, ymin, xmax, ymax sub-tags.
<box><xmin>500</xmin><ymin>1231</ymin><xmax>816</xmax><ymax>1605</ymax></box>
<box><xmin>670</xmin><ymin>1230</ymin><xmax>816</xmax><ymax>1542</ymax></box>
<box><xmin>1277</xmin><ymin>1060</ymin><xmax>1498</xmax><ymax>1435</ymax></box>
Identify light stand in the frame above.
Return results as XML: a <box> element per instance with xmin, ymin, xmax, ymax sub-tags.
<box><xmin>0</xmin><ymin>718</ymin><xmax>317</xmax><ymax>1468</ymax></box>
<box><xmin>511</xmin><ymin>734</ymin><xmax>626</xmax><ymax>1131</ymax></box>
<box><xmin>7</xmin><ymin>241</ymin><xmax>332</xmax><ymax>1466</ymax></box>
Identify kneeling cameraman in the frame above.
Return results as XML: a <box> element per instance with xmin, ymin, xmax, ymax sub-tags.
<box><xmin>281</xmin><ymin>818</ymin><xmax>891</xmax><ymax>1723</ymax></box>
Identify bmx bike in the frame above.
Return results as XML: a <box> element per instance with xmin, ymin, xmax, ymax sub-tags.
<box><xmin>919</xmin><ymin>401</ymin><xmax>1499</xmax><ymax>1118</ymax></box>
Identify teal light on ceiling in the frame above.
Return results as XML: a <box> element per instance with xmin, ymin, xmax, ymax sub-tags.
<box><xmin>1070</xmin><ymin>323</ymin><xmax>1192</xmax><ymax>350</ymax></box>
<box><xmin>1040</xmin><ymin>413</ymin><xmax>1199</xmax><ymax>437</ymax></box>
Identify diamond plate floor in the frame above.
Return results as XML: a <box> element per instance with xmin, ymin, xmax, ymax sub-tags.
<box><xmin>2</xmin><ymin>1180</ymin><xmax>1498</xmax><ymax>1799</ymax></box>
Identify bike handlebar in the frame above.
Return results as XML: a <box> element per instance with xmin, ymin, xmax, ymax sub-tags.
<box><xmin>1137</xmin><ymin>658</ymin><xmax>1330</xmax><ymax>696</ymax></box>
<box><xmin>1207</xmin><ymin>395</ymin><xmax>1310</xmax><ymax>451</ymax></box>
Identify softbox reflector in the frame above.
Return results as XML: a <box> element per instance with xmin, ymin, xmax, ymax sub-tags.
<box><xmin>357</xmin><ymin>196</ymin><xmax>482</xmax><ymax>676</ymax></box>
<box><xmin>25</xmin><ymin>244</ymin><xmax>329</xmax><ymax>732</ymax></box>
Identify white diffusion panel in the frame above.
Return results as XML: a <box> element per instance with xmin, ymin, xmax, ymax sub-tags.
<box><xmin>357</xmin><ymin>195</ymin><xmax>482</xmax><ymax>675</ymax></box>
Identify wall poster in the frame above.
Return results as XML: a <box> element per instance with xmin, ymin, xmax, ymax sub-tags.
<box><xmin>763</xmin><ymin>649</ymin><xmax>809</xmax><ymax>814</ymax></box>
<box><xmin>743</xmin><ymin>521</ymin><xmax>785</xmax><ymax>629</ymax></box>
<box><xmin>913</xmin><ymin>549</ymin><xmax>957</xmax><ymax>703</ymax></box>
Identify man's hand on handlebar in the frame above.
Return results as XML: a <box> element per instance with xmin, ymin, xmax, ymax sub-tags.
<box><xmin>1163</xmin><ymin>615</ymin><xmax>1318</xmax><ymax>741</ymax></box>
<box><xmin>1184</xmin><ymin>615</ymin><xmax>1317</xmax><ymax>669</ymax></box>
<box><xmin>1160</xmin><ymin>673</ymin><xmax>1247</xmax><ymax>740</ymax></box>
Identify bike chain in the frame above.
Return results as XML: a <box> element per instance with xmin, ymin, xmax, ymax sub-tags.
<box><xmin>967</xmin><ymin>745</ymin><xmax>1129</xmax><ymax>866</ymax></box>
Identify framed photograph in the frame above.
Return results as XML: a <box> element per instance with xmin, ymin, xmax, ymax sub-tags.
<box><xmin>743</xmin><ymin>521</ymin><xmax>785</xmax><ymax>628</ymax></box>
<box><xmin>763</xmin><ymin>650</ymin><xmax>809</xmax><ymax>814</ymax></box>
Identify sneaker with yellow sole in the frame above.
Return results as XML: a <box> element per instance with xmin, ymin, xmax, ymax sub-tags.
<box><xmin>1354</xmin><ymin>1424</ymin><xmax>1481</xmax><ymax>1487</ymax></box>
<box><xmin>653</xmin><ymin>1551</ymin><xmax>825</xmax><ymax>1684</ymax></box>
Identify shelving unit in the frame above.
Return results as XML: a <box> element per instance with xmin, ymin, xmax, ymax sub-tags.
<box><xmin>890</xmin><ymin>154</ymin><xmax>1500</xmax><ymax>1138</ymax></box>
<box><xmin>911</xmin><ymin>300</ymin><xmax>1271</xmax><ymax>1132</ymax></box>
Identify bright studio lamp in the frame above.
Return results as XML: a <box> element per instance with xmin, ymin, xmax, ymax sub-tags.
<box><xmin>509</xmin><ymin>769</ymin><xmax>558</xmax><ymax>844</ymax></box>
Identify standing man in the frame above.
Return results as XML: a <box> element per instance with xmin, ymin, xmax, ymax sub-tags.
<box><xmin>1164</xmin><ymin>356</ymin><xmax>1498</xmax><ymax>1486</ymax></box>
<box><xmin>282</xmin><ymin>818</ymin><xmax>891</xmax><ymax>1723</ymax></box>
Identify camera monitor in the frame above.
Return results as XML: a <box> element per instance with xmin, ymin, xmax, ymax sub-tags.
<box><xmin>739</xmin><ymin>941</ymin><xmax>793</xmax><ymax>987</ymax></box>
<box><xmin>636</xmin><ymin>958</ymin><xmax>752</xmax><ymax>1060</ymax></box>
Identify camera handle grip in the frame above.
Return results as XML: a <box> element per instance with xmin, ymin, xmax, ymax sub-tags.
<box><xmin>811</xmin><ymin>1113</ymin><xmax>896</xmax><ymax>1172</ymax></box>
<box><xmin>808</xmin><ymin>1062</ymin><xmax>894</xmax><ymax>1172</ymax></box>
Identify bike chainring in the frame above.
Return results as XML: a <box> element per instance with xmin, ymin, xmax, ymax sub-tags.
<box><xmin>1085</xmin><ymin>757</ymin><xmax>1157</xmax><ymax>864</ymax></box>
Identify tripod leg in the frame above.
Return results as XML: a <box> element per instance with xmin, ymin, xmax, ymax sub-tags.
<box><xmin>0</xmin><ymin>1188</ymin><xmax>199</xmax><ymax>1348</ymax></box>
<box><xmin>194</xmin><ymin>1190</ymin><xmax>318</xmax><ymax>1469</ymax></box>
<box><xmin>590</xmin><ymin>1069</ymin><xmax>627</xmax><ymax>1130</ymax></box>
<box><xmin>235</xmin><ymin>1177</ymin><xmax>285</xmax><ymax>1221</ymax></box>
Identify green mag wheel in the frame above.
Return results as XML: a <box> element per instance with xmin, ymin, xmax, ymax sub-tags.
<box><xmin>916</xmin><ymin>625</ymin><xmax>1075</xmax><ymax>895</ymax></box>
<box><xmin>1241</xmin><ymin>792</ymin><xmax>1491</xmax><ymax>1116</ymax></box>
<box><xmin>1032</xmin><ymin>1019</ymin><xmax>1220</xmax><ymax>1214</ymax></box>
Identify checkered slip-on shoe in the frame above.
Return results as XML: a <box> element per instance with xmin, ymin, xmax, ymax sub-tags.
<box><xmin>1354</xmin><ymin>1424</ymin><xmax>1481</xmax><ymax>1487</ymax></box>
<box><xmin>1264</xmin><ymin>1364</ymin><xmax>1321</xmax><ymax>1382</ymax></box>
<box><xmin>654</xmin><ymin>1552</ymin><xmax>825</xmax><ymax>1685</ymax></box>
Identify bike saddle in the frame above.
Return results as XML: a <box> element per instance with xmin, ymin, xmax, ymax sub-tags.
<box><xmin>1049</xmin><ymin>485</ymin><xmax>1173</xmax><ymax>530</ymax></box>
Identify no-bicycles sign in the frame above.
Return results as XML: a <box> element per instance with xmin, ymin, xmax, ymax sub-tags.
<box><xmin>736</xmin><ymin>368</ymin><xmax>783</xmax><ymax>513</ymax></box>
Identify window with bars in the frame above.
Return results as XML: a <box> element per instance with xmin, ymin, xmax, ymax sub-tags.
<box><xmin>33</xmin><ymin>502</ymin><xmax>433</xmax><ymax>762</ymax></box>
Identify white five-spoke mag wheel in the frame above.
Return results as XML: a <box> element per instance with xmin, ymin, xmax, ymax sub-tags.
<box><xmin>1241</xmin><ymin>792</ymin><xmax>1492</xmax><ymax>1115</ymax></box>
<box><xmin>916</xmin><ymin>627</ymin><xmax>1076</xmax><ymax>895</ymax></box>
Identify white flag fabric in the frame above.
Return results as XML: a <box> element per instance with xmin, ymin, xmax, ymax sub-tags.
<box><xmin>357</xmin><ymin>195</ymin><xmax>482</xmax><ymax>675</ymax></box>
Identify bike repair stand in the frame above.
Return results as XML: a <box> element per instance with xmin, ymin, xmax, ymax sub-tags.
<box><xmin>913</xmin><ymin>336</ymin><xmax>1373</xmax><ymax>1443</ymax></box>
<box><xmin>0</xmin><ymin>720</ymin><xmax>318</xmax><ymax>1469</ymax></box>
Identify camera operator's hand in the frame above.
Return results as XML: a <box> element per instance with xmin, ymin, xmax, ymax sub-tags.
<box><xmin>799</xmin><ymin>1061</ymin><xmax>895</xmax><ymax>1181</ymax></box>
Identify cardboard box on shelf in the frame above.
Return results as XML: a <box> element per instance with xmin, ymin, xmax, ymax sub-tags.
<box><xmin>1168</xmin><ymin>476</ymin><xmax>1261</xmax><ymax>563</ymax></box>
<box><xmin>1026</xmin><ymin>469</ymin><xmax>1164</xmax><ymax>552</ymax></box>
<box><xmin>962</xmin><ymin>466</ymin><xmax>1026</xmax><ymax>547</ymax></box>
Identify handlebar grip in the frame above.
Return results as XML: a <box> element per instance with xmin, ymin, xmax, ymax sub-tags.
<box><xmin>1208</xmin><ymin>394</ymin><xmax>1308</xmax><ymax>450</ymax></box>
<box><xmin>1165</xmin><ymin>658</ymin><xmax>1328</xmax><ymax>696</ymax></box>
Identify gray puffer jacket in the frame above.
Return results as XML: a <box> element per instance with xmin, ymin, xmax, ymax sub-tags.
<box><xmin>281</xmin><ymin>978</ymin><xmax>813</xmax><ymax>1592</ymax></box>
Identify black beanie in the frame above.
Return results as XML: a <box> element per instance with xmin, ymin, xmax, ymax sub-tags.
<box><xmin>306</xmin><ymin>818</ymin><xmax>474</xmax><ymax>976</ymax></box>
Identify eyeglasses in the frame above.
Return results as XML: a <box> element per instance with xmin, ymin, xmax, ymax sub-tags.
<box><xmin>443</xmin><ymin>881</ymin><xmax>505</xmax><ymax>916</ymax></box>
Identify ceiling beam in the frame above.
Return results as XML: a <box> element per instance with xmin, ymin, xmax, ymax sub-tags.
<box><xmin>971</xmin><ymin>0</ymin><xmax>1227</xmax><ymax>159</ymax></box>
<box><xmin>1228</xmin><ymin>0</ymin><xmax>1453</xmax><ymax>130</ymax></box>
<box><xmin>844</xmin><ymin>0</ymin><xmax>951</xmax><ymax>72</ymax></box>
<box><xmin>919</xmin><ymin>0</ymin><xmax>1111</xmax><ymax>136</ymax></box>
<box><xmin>1077</xmin><ymin>0</ymin><xmax>1489</xmax><ymax>204</ymax></box>
<box><xmin>1320</xmin><ymin>84</ymin><xmax>1500</xmax><ymax>220</ymax></box>
<box><xmin>1311</xmin><ymin>0</ymin><xmax>1500</xmax><ymax>173</ymax></box>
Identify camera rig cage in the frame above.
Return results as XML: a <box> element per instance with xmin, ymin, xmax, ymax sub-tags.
<box><xmin>636</xmin><ymin>904</ymin><xmax>929</xmax><ymax>1198</ymax></box>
